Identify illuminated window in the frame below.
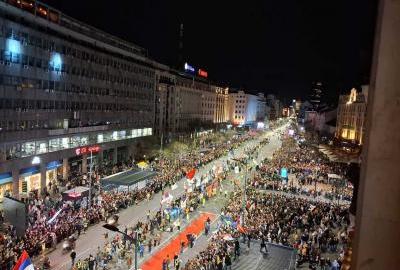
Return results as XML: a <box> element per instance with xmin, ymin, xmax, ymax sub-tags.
<box><xmin>50</xmin><ymin>53</ymin><xmax>62</xmax><ymax>71</ymax></box>
<box><xmin>341</xmin><ymin>129</ymin><xmax>348</xmax><ymax>139</ymax></box>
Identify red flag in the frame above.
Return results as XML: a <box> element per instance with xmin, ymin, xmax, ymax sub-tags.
<box><xmin>186</xmin><ymin>168</ymin><xmax>196</xmax><ymax>180</ymax></box>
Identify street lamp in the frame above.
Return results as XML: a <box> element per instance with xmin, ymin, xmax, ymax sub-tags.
<box><xmin>88</xmin><ymin>150</ymin><xmax>94</xmax><ymax>209</ymax></box>
<box><xmin>232</xmin><ymin>158</ymin><xmax>248</xmax><ymax>227</ymax></box>
<box><xmin>102</xmin><ymin>223</ymin><xmax>139</xmax><ymax>270</ymax></box>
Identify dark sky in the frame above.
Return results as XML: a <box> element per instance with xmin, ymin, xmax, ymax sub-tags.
<box><xmin>41</xmin><ymin>0</ymin><xmax>377</xmax><ymax>104</ymax></box>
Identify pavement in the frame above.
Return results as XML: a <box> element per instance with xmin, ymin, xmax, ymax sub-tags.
<box><xmin>40</xmin><ymin>123</ymin><xmax>288</xmax><ymax>270</ymax></box>
<box><xmin>232</xmin><ymin>241</ymin><xmax>296</xmax><ymax>270</ymax></box>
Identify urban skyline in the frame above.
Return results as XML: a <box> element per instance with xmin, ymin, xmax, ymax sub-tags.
<box><xmin>41</xmin><ymin>0</ymin><xmax>378</xmax><ymax>103</ymax></box>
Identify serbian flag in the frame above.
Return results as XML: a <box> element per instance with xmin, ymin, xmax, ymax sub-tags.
<box><xmin>13</xmin><ymin>250</ymin><xmax>34</xmax><ymax>270</ymax></box>
<box><xmin>186</xmin><ymin>168</ymin><xmax>196</xmax><ymax>180</ymax></box>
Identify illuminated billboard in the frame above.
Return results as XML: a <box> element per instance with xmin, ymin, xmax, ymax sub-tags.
<box><xmin>198</xmin><ymin>69</ymin><xmax>208</xmax><ymax>78</ymax></box>
<box><xmin>184</xmin><ymin>62</ymin><xmax>195</xmax><ymax>73</ymax></box>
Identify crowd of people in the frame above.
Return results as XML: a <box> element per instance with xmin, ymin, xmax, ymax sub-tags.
<box><xmin>183</xmin><ymin>128</ymin><xmax>353</xmax><ymax>270</ymax></box>
<box><xmin>0</xmin><ymin>130</ymin><xmax>257</xmax><ymax>270</ymax></box>
<box><xmin>252</xmin><ymin>135</ymin><xmax>354</xmax><ymax>202</ymax></box>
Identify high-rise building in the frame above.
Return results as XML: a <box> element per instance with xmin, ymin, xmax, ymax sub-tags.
<box><xmin>335</xmin><ymin>86</ymin><xmax>368</xmax><ymax>145</ymax></box>
<box><xmin>310</xmin><ymin>81</ymin><xmax>324</xmax><ymax>109</ymax></box>
<box><xmin>0</xmin><ymin>1</ymin><xmax>155</xmax><ymax>199</ymax></box>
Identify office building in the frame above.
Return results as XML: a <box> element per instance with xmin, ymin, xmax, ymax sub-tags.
<box><xmin>228</xmin><ymin>90</ymin><xmax>266</xmax><ymax>126</ymax></box>
<box><xmin>0</xmin><ymin>0</ymin><xmax>155</xmax><ymax>199</ymax></box>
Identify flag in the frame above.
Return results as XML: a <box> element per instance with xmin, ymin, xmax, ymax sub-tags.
<box><xmin>237</xmin><ymin>224</ymin><xmax>248</xmax><ymax>234</ymax></box>
<box><xmin>47</xmin><ymin>208</ymin><xmax>63</xmax><ymax>224</ymax></box>
<box><xmin>186</xmin><ymin>168</ymin><xmax>196</xmax><ymax>180</ymax></box>
<box><xmin>13</xmin><ymin>250</ymin><xmax>34</xmax><ymax>270</ymax></box>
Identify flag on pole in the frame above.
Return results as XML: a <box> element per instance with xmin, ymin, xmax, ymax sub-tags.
<box><xmin>47</xmin><ymin>208</ymin><xmax>63</xmax><ymax>224</ymax></box>
<box><xmin>13</xmin><ymin>250</ymin><xmax>34</xmax><ymax>270</ymax></box>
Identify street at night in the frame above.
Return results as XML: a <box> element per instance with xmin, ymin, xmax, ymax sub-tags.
<box><xmin>1</xmin><ymin>1</ymin><xmax>399</xmax><ymax>270</ymax></box>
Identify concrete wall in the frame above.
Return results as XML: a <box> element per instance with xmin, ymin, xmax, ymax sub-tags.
<box><xmin>352</xmin><ymin>0</ymin><xmax>400</xmax><ymax>269</ymax></box>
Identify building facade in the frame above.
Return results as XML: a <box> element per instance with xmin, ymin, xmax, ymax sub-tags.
<box><xmin>228</xmin><ymin>90</ymin><xmax>265</xmax><ymax>126</ymax></box>
<box><xmin>256</xmin><ymin>93</ymin><xmax>267</xmax><ymax>122</ymax></box>
<box><xmin>0</xmin><ymin>1</ymin><xmax>155</xmax><ymax>199</ymax></box>
<box><xmin>336</xmin><ymin>86</ymin><xmax>368</xmax><ymax>145</ymax></box>
<box><xmin>213</xmin><ymin>86</ymin><xmax>229</xmax><ymax>124</ymax></box>
<box><xmin>266</xmin><ymin>94</ymin><xmax>282</xmax><ymax>121</ymax></box>
<box><xmin>154</xmin><ymin>65</ymin><xmax>176</xmax><ymax>138</ymax></box>
<box><xmin>310</xmin><ymin>81</ymin><xmax>324</xmax><ymax>110</ymax></box>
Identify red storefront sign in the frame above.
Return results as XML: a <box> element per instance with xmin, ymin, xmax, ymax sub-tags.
<box><xmin>75</xmin><ymin>145</ymin><xmax>101</xmax><ymax>156</ymax></box>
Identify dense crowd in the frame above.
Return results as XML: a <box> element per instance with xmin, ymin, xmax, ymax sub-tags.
<box><xmin>0</xmin><ymin>131</ymin><xmax>256</xmax><ymax>270</ymax></box>
<box><xmin>252</xmin><ymin>136</ymin><xmax>353</xmax><ymax>202</ymax></box>
<box><xmin>183</xmin><ymin>129</ymin><xmax>352</xmax><ymax>270</ymax></box>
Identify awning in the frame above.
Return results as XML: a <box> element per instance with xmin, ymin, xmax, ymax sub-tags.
<box><xmin>19</xmin><ymin>166</ymin><xmax>40</xmax><ymax>177</ymax></box>
<box><xmin>0</xmin><ymin>172</ymin><xmax>12</xmax><ymax>185</ymax></box>
<box><xmin>46</xmin><ymin>160</ymin><xmax>62</xmax><ymax>170</ymax></box>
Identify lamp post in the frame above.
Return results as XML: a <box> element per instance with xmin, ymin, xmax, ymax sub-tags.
<box><xmin>103</xmin><ymin>224</ymin><xmax>138</xmax><ymax>270</ymax></box>
<box><xmin>232</xmin><ymin>158</ymin><xmax>247</xmax><ymax>227</ymax></box>
<box><xmin>88</xmin><ymin>150</ymin><xmax>93</xmax><ymax>209</ymax></box>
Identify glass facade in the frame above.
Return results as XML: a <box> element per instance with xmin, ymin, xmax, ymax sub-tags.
<box><xmin>4</xmin><ymin>128</ymin><xmax>152</xmax><ymax>160</ymax></box>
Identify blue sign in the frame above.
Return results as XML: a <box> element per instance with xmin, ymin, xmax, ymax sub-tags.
<box><xmin>280</xmin><ymin>168</ymin><xmax>288</xmax><ymax>178</ymax></box>
<box><xmin>20</xmin><ymin>166</ymin><xmax>40</xmax><ymax>177</ymax></box>
<box><xmin>184</xmin><ymin>62</ymin><xmax>195</xmax><ymax>73</ymax></box>
<box><xmin>0</xmin><ymin>172</ymin><xmax>12</xmax><ymax>185</ymax></box>
<box><xmin>47</xmin><ymin>160</ymin><xmax>62</xmax><ymax>170</ymax></box>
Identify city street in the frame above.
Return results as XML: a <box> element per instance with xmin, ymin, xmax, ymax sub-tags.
<box><xmin>44</xmin><ymin>125</ymin><xmax>287</xmax><ymax>270</ymax></box>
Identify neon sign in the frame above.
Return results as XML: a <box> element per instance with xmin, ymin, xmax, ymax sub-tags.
<box><xmin>184</xmin><ymin>62</ymin><xmax>195</xmax><ymax>73</ymax></box>
<box><xmin>75</xmin><ymin>145</ymin><xmax>101</xmax><ymax>155</ymax></box>
<box><xmin>198</xmin><ymin>69</ymin><xmax>208</xmax><ymax>78</ymax></box>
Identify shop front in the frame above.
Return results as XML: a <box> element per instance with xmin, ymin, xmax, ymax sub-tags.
<box><xmin>46</xmin><ymin>160</ymin><xmax>62</xmax><ymax>186</ymax></box>
<box><xmin>19</xmin><ymin>166</ymin><xmax>41</xmax><ymax>196</ymax></box>
<box><xmin>0</xmin><ymin>172</ymin><xmax>13</xmax><ymax>202</ymax></box>
<box><xmin>68</xmin><ymin>156</ymin><xmax>83</xmax><ymax>175</ymax></box>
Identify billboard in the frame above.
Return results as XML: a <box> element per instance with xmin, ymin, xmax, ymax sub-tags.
<box><xmin>184</xmin><ymin>62</ymin><xmax>195</xmax><ymax>73</ymax></box>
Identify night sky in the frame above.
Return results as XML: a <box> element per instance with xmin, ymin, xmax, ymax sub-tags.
<box><xmin>41</xmin><ymin>0</ymin><xmax>378</xmax><ymax>104</ymax></box>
